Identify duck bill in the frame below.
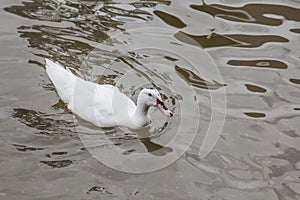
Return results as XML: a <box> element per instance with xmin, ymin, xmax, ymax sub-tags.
<box><xmin>156</xmin><ymin>99</ymin><xmax>173</xmax><ymax>117</ymax></box>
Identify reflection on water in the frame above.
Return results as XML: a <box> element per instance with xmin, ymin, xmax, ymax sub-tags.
<box><xmin>175</xmin><ymin>65</ymin><xmax>226</xmax><ymax>90</ymax></box>
<box><xmin>190</xmin><ymin>3</ymin><xmax>300</xmax><ymax>26</ymax></box>
<box><xmin>12</xmin><ymin>108</ymin><xmax>77</xmax><ymax>136</ymax></box>
<box><xmin>140</xmin><ymin>138</ymin><xmax>173</xmax><ymax>156</ymax></box>
<box><xmin>4</xmin><ymin>0</ymin><xmax>154</xmax><ymax>24</ymax></box>
<box><xmin>245</xmin><ymin>84</ymin><xmax>267</xmax><ymax>93</ymax></box>
<box><xmin>290</xmin><ymin>78</ymin><xmax>300</xmax><ymax>85</ymax></box>
<box><xmin>13</xmin><ymin>107</ymin><xmax>174</xmax><ymax>158</ymax></box>
<box><xmin>244</xmin><ymin>112</ymin><xmax>266</xmax><ymax>118</ymax></box>
<box><xmin>2</xmin><ymin>0</ymin><xmax>300</xmax><ymax>199</ymax></box>
<box><xmin>154</xmin><ymin>10</ymin><xmax>186</xmax><ymax>28</ymax></box>
<box><xmin>4</xmin><ymin>0</ymin><xmax>161</xmax><ymax>68</ymax></box>
<box><xmin>175</xmin><ymin>31</ymin><xmax>289</xmax><ymax>48</ymax></box>
<box><xmin>290</xmin><ymin>28</ymin><xmax>300</xmax><ymax>34</ymax></box>
<box><xmin>40</xmin><ymin>159</ymin><xmax>73</xmax><ymax>168</ymax></box>
<box><xmin>13</xmin><ymin>143</ymin><xmax>45</xmax><ymax>152</ymax></box>
<box><xmin>87</xmin><ymin>185</ymin><xmax>113</xmax><ymax>195</ymax></box>
<box><xmin>227</xmin><ymin>59</ymin><xmax>288</xmax><ymax>69</ymax></box>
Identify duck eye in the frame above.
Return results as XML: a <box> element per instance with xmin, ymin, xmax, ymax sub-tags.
<box><xmin>148</xmin><ymin>93</ymin><xmax>152</xmax><ymax>97</ymax></box>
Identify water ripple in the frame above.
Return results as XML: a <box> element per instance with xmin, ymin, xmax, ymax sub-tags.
<box><xmin>5</xmin><ymin>0</ymin><xmax>154</xmax><ymax>24</ymax></box>
<box><xmin>3</xmin><ymin>0</ymin><xmax>300</xmax><ymax>199</ymax></box>
<box><xmin>12</xmin><ymin>108</ymin><xmax>77</xmax><ymax>136</ymax></box>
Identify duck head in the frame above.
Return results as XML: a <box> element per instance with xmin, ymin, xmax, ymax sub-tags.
<box><xmin>138</xmin><ymin>88</ymin><xmax>173</xmax><ymax>117</ymax></box>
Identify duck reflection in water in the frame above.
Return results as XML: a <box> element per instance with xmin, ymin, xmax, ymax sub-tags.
<box><xmin>140</xmin><ymin>138</ymin><xmax>173</xmax><ymax>156</ymax></box>
<box><xmin>12</xmin><ymin>108</ymin><xmax>173</xmax><ymax>157</ymax></box>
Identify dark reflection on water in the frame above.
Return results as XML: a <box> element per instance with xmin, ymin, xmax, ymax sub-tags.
<box><xmin>4</xmin><ymin>0</ymin><xmax>163</xmax><ymax>67</ymax></box>
<box><xmin>140</xmin><ymin>138</ymin><xmax>173</xmax><ymax>156</ymax></box>
<box><xmin>175</xmin><ymin>65</ymin><xmax>226</xmax><ymax>90</ymax></box>
<box><xmin>12</xmin><ymin>107</ymin><xmax>175</xmax><ymax>159</ymax></box>
<box><xmin>290</xmin><ymin>78</ymin><xmax>300</xmax><ymax>85</ymax></box>
<box><xmin>5</xmin><ymin>0</ymin><xmax>154</xmax><ymax>24</ymax></box>
<box><xmin>191</xmin><ymin>3</ymin><xmax>300</xmax><ymax>26</ymax></box>
<box><xmin>18</xmin><ymin>24</ymin><xmax>95</xmax><ymax>67</ymax></box>
<box><xmin>51</xmin><ymin>151</ymin><xmax>68</xmax><ymax>156</ymax></box>
<box><xmin>12</xmin><ymin>108</ymin><xmax>77</xmax><ymax>136</ymax></box>
<box><xmin>117</xmin><ymin>137</ymin><xmax>174</xmax><ymax>156</ymax></box>
<box><xmin>87</xmin><ymin>185</ymin><xmax>113</xmax><ymax>195</ymax></box>
<box><xmin>175</xmin><ymin>31</ymin><xmax>289</xmax><ymax>48</ymax></box>
<box><xmin>290</xmin><ymin>28</ymin><xmax>300</xmax><ymax>34</ymax></box>
<box><xmin>227</xmin><ymin>59</ymin><xmax>288</xmax><ymax>69</ymax></box>
<box><xmin>244</xmin><ymin>112</ymin><xmax>266</xmax><ymax>118</ymax></box>
<box><xmin>245</xmin><ymin>84</ymin><xmax>267</xmax><ymax>93</ymax></box>
<box><xmin>154</xmin><ymin>10</ymin><xmax>186</xmax><ymax>28</ymax></box>
<box><xmin>13</xmin><ymin>144</ymin><xmax>45</xmax><ymax>152</ymax></box>
<box><xmin>40</xmin><ymin>160</ymin><xmax>73</xmax><ymax>168</ymax></box>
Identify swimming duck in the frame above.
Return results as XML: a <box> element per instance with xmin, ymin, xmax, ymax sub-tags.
<box><xmin>45</xmin><ymin>59</ymin><xmax>173</xmax><ymax>129</ymax></box>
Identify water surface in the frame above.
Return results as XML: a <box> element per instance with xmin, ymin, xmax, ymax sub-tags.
<box><xmin>1</xmin><ymin>0</ymin><xmax>300</xmax><ymax>199</ymax></box>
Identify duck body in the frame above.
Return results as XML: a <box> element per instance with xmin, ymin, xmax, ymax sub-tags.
<box><xmin>45</xmin><ymin>59</ymin><xmax>171</xmax><ymax>129</ymax></box>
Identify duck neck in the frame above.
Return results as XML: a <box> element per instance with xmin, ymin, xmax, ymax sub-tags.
<box><xmin>132</xmin><ymin>99</ymin><xmax>150</xmax><ymax>127</ymax></box>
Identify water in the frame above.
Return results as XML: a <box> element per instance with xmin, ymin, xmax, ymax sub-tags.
<box><xmin>1</xmin><ymin>0</ymin><xmax>300</xmax><ymax>199</ymax></box>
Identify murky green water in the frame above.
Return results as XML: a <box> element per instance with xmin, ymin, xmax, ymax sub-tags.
<box><xmin>1</xmin><ymin>0</ymin><xmax>300</xmax><ymax>199</ymax></box>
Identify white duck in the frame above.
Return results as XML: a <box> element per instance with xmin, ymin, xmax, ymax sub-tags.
<box><xmin>45</xmin><ymin>59</ymin><xmax>173</xmax><ymax>129</ymax></box>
